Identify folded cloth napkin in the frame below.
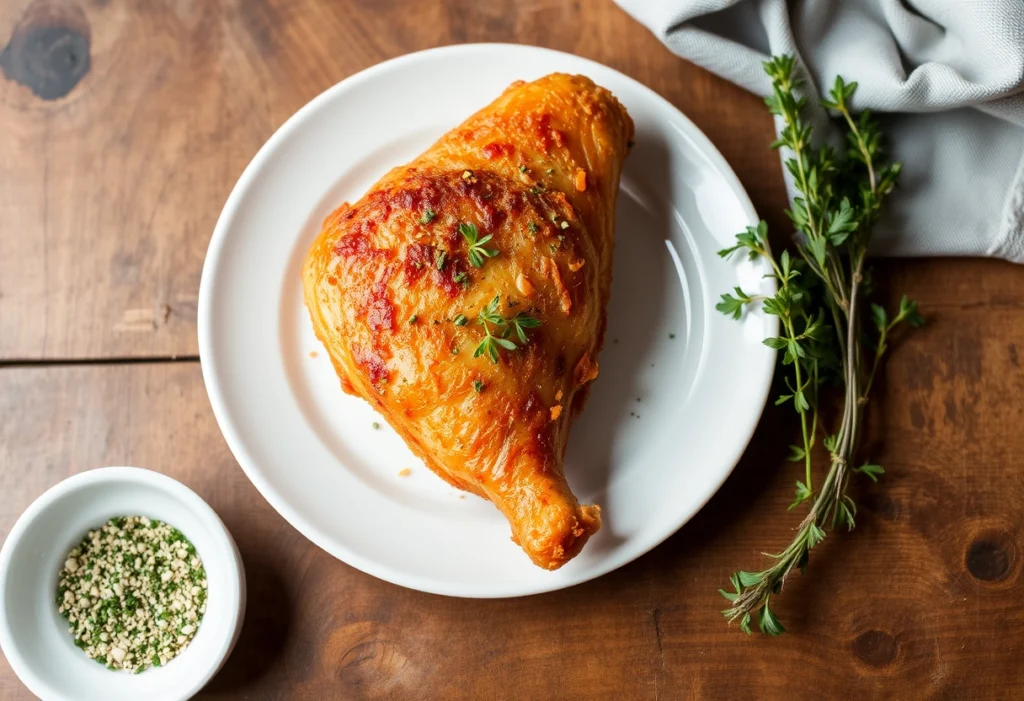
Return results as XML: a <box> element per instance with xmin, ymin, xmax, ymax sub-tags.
<box><xmin>615</xmin><ymin>0</ymin><xmax>1024</xmax><ymax>263</ymax></box>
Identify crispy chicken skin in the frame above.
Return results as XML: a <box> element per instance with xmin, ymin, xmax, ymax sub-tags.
<box><xmin>303</xmin><ymin>73</ymin><xmax>633</xmax><ymax>569</ymax></box>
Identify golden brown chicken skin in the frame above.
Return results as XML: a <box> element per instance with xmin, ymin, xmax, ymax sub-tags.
<box><xmin>303</xmin><ymin>73</ymin><xmax>633</xmax><ymax>569</ymax></box>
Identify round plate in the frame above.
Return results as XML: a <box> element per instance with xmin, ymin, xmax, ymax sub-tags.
<box><xmin>199</xmin><ymin>44</ymin><xmax>776</xmax><ymax>597</ymax></box>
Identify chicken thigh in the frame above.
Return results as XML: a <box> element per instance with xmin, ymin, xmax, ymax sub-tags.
<box><xmin>303</xmin><ymin>73</ymin><xmax>633</xmax><ymax>569</ymax></box>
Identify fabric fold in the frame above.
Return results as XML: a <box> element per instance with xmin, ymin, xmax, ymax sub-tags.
<box><xmin>616</xmin><ymin>0</ymin><xmax>1024</xmax><ymax>262</ymax></box>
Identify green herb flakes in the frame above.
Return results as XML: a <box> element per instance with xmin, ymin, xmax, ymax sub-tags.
<box><xmin>57</xmin><ymin>516</ymin><xmax>207</xmax><ymax>673</ymax></box>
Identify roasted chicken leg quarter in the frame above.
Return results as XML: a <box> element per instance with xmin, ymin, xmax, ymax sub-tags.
<box><xmin>303</xmin><ymin>73</ymin><xmax>633</xmax><ymax>569</ymax></box>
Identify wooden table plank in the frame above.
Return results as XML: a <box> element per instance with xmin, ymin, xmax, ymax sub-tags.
<box><xmin>1</xmin><ymin>263</ymin><xmax>1022</xmax><ymax>699</ymax></box>
<box><xmin>0</xmin><ymin>0</ymin><xmax>785</xmax><ymax>360</ymax></box>
<box><xmin>4</xmin><ymin>0</ymin><xmax>1024</xmax><ymax>699</ymax></box>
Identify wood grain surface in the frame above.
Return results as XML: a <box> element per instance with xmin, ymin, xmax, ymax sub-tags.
<box><xmin>1</xmin><ymin>0</ymin><xmax>1023</xmax><ymax>699</ymax></box>
<box><xmin>0</xmin><ymin>0</ymin><xmax>783</xmax><ymax>360</ymax></box>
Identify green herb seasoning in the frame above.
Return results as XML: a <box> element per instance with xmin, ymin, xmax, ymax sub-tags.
<box><xmin>714</xmin><ymin>55</ymin><xmax>922</xmax><ymax>637</ymax></box>
<box><xmin>472</xmin><ymin>295</ymin><xmax>540</xmax><ymax>363</ymax></box>
<box><xmin>56</xmin><ymin>516</ymin><xmax>207</xmax><ymax>673</ymax></box>
<box><xmin>458</xmin><ymin>223</ymin><xmax>498</xmax><ymax>269</ymax></box>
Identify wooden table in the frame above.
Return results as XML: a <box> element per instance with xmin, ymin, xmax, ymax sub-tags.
<box><xmin>2</xmin><ymin>1</ymin><xmax>1023</xmax><ymax>698</ymax></box>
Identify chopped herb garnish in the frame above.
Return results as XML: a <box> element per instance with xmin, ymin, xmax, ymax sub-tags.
<box><xmin>471</xmin><ymin>296</ymin><xmax>540</xmax><ymax>362</ymax></box>
<box><xmin>372</xmin><ymin>422</ymin><xmax>381</xmax><ymax>430</ymax></box>
<box><xmin>473</xmin><ymin>295</ymin><xmax>518</xmax><ymax>363</ymax></box>
<box><xmin>473</xmin><ymin>380</ymin><xmax>485</xmax><ymax>393</ymax></box>
<box><xmin>478</xmin><ymin>295</ymin><xmax>504</xmax><ymax>326</ymax></box>
<box><xmin>548</xmin><ymin>243</ymin><xmax>558</xmax><ymax>254</ymax></box>
<box><xmin>453</xmin><ymin>314</ymin><xmax>468</xmax><ymax>326</ymax></box>
<box><xmin>528</xmin><ymin>222</ymin><xmax>540</xmax><ymax>234</ymax></box>
<box><xmin>409</xmin><ymin>315</ymin><xmax>418</xmax><ymax>324</ymax></box>
<box><xmin>519</xmin><ymin>165</ymin><xmax>528</xmax><ymax>173</ymax></box>
<box><xmin>419</xmin><ymin>209</ymin><xmax>436</xmax><ymax>224</ymax></box>
<box><xmin>529</xmin><ymin>186</ymin><xmax>542</xmax><ymax>195</ymax></box>
<box><xmin>413</xmin><ymin>261</ymin><xmax>424</xmax><ymax>270</ymax></box>
<box><xmin>453</xmin><ymin>271</ymin><xmax>469</xmax><ymax>285</ymax></box>
<box><xmin>435</xmin><ymin>249</ymin><xmax>448</xmax><ymax>271</ymax></box>
<box><xmin>508</xmin><ymin>311</ymin><xmax>541</xmax><ymax>343</ymax></box>
<box><xmin>459</xmin><ymin>222</ymin><xmax>499</xmax><ymax>269</ymax></box>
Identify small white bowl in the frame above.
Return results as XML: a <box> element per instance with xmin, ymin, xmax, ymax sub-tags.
<box><xmin>0</xmin><ymin>467</ymin><xmax>245</xmax><ymax>701</ymax></box>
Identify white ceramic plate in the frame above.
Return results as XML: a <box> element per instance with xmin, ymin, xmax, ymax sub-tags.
<box><xmin>199</xmin><ymin>44</ymin><xmax>776</xmax><ymax>597</ymax></box>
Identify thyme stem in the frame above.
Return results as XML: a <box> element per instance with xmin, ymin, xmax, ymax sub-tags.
<box><xmin>715</xmin><ymin>56</ymin><xmax>923</xmax><ymax>635</ymax></box>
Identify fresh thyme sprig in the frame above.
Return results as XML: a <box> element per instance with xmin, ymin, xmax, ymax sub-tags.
<box><xmin>474</xmin><ymin>295</ymin><xmax>517</xmax><ymax>363</ymax></box>
<box><xmin>716</xmin><ymin>55</ymin><xmax>923</xmax><ymax>635</ymax></box>
<box><xmin>507</xmin><ymin>311</ymin><xmax>541</xmax><ymax>343</ymax></box>
<box><xmin>460</xmin><ymin>223</ymin><xmax>499</xmax><ymax>269</ymax></box>
<box><xmin>472</xmin><ymin>296</ymin><xmax>540</xmax><ymax>363</ymax></box>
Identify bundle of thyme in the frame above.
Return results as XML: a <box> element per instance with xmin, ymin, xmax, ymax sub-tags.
<box><xmin>716</xmin><ymin>55</ymin><xmax>923</xmax><ymax>635</ymax></box>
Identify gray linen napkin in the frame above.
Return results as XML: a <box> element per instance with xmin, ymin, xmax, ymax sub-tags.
<box><xmin>615</xmin><ymin>0</ymin><xmax>1024</xmax><ymax>263</ymax></box>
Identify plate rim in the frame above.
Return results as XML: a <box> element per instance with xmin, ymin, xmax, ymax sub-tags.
<box><xmin>198</xmin><ymin>42</ymin><xmax>778</xmax><ymax>597</ymax></box>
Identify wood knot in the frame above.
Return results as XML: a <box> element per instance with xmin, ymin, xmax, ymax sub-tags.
<box><xmin>966</xmin><ymin>538</ymin><xmax>1013</xmax><ymax>582</ymax></box>
<box><xmin>852</xmin><ymin>629</ymin><xmax>898</xmax><ymax>667</ymax></box>
<box><xmin>0</xmin><ymin>0</ymin><xmax>90</xmax><ymax>100</ymax></box>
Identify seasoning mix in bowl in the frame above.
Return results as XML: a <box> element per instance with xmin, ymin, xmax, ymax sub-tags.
<box><xmin>0</xmin><ymin>467</ymin><xmax>244</xmax><ymax>701</ymax></box>
<box><xmin>57</xmin><ymin>516</ymin><xmax>208</xmax><ymax>672</ymax></box>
